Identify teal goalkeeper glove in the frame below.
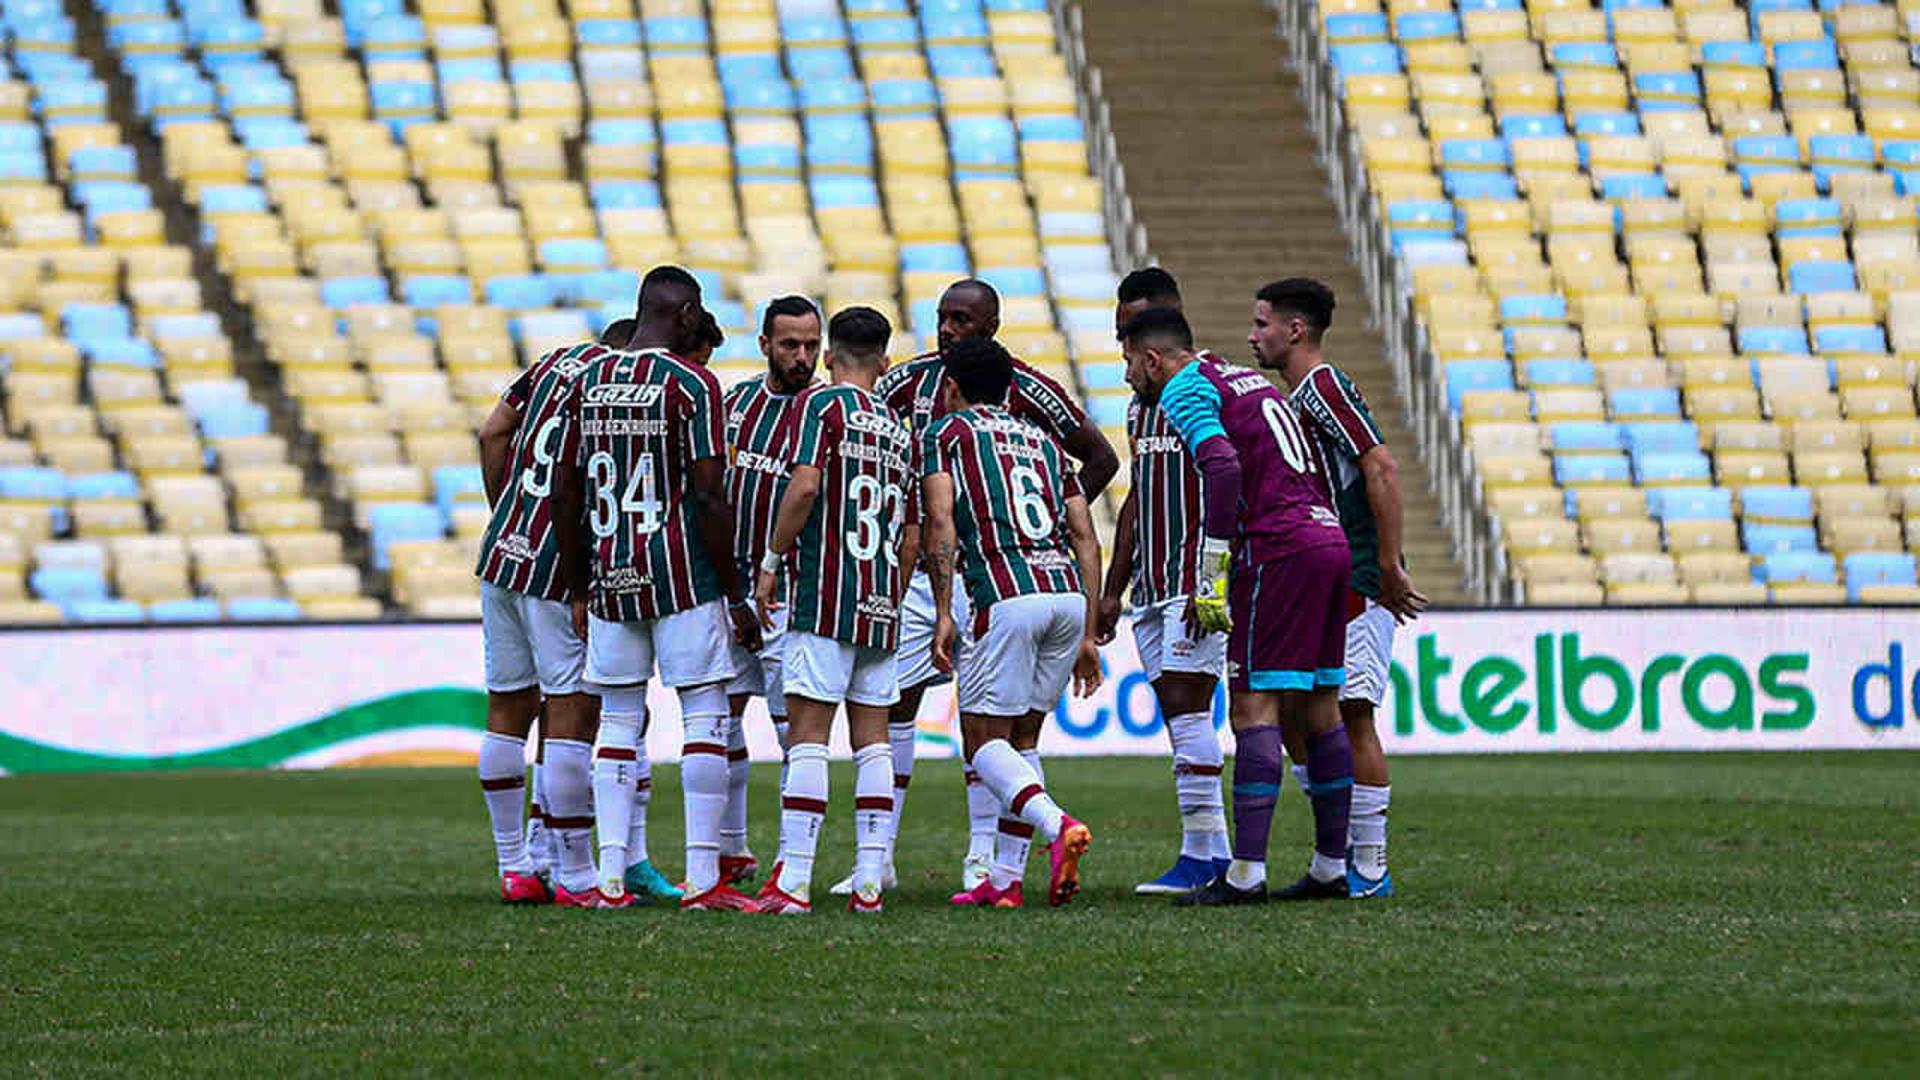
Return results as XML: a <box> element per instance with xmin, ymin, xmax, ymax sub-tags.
<box><xmin>1192</xmin><ymin>539</ymin><xmax>1232</xmax><ymax>635</ymax></box>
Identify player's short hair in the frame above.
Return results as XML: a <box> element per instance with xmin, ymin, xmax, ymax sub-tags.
<box><xmin>828</xmin><ymin>305</ymin><xmax>891</xmax><ymax>367</ymax></box>
<box><xmin>696</xmin><ymin>310</ymin><xmax>724</xmax><ymax>350</ymax></box>
<box><xmin>1117</xmin><ymin>267</ymin><xmax>1181</xmax><ymax>305</ymax></box>
<box><xmin>760</xmin><ymin>294</ymin><xmax>820</xmax><ymax>338</ymax></box>
<box><xmin>1256</xmin><ymin>278</ymin><xmax>1337</xmax><ymax>337</ymax></box>
<box><xmin>1119</xmin><ymin>304</ymin><xmax>1193</xmax><ymax>350</ymax></box>
<box><xmin>598</xmin><ymin>317</ymin><xmax>635</xmax><ymax>347</ymax></box>
<box><xmin>638</xmin><ymin>265</ymin><xmax>701</xmax><ymax>316</ymax></box>
<box><xmin>942</xmin><ymin>336</ymin><xmax>1014</xmax><ymax>405</ymax></box>
<box><xmin>943</xmin><ymin>278</ymin><xmax>1001</xmax><ymax>315</ymax></box>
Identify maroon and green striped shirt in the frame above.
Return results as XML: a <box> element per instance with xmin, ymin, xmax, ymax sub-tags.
<box><xmin>1126</xmin><ymin>394</ymin><xmax>1203</xmax><ymax>607</ymax></box>
<box><xmin>564</xmin><ymin>347</ymin><xmax>726</xmax><ymax>622</ymax></box>
<box><xmin>724</xmin><ymin>374</ymin><xmax>811</xmax><ymax>587</ymax></box>
<box><xmin>877</xmin><ymin>349</ymin><xmax>1089</xmax><ymax>479</ymax></box>
<box><xmin>782</xmin><ymin>383</ymin><xmax>914</xmax><ymax>650</ymax></box>
<box><xmin>922</xmin><ymin>404</ymin><xmax>1085</xmax><ymax>612</ymax></box>
<box><xmin>475</xmin><ymin>341</ymin><xmax>609</xmax><ymax>601</ymax></box>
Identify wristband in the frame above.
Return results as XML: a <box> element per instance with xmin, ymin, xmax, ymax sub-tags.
<box><xmin>760</xmin><ymin>549</ymin><xmax>784</xmax><ymax>576</ymax></box>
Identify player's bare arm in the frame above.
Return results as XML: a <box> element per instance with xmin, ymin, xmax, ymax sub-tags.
<box><xmin>895</xmin><ymin>522</ymin><xmax>920</xmax><ymax>607</ymax></box>
<box><xmin>1064</xmin><ymin>493</ymin><xmax>1105</xmax><ymax>698</ymax></box>
<box><xmin>1061</xmin><ymin>423</ymin><xmax>1120</xmax><ymax>500</ymax></box>
<box><xmin>1358</xmin><ymin>443</ymin><xmax>1428</xmax><ymax>623</ymax></box>
<box><xmin>921</xmin><ymin>471</ymin><xmax>959</xmax><ymax>673</ymax></box>
<box><xmin>479</xmin><ymin>398</ymin><xmax>521</xmax><ymax>507</ymax></box>
<box><xmin>757</xmin><ymin>462</ymin><xmax>822</xmax><ymax>629</ymax></box>
<box><xmin>1097</xmin><ymin>488</ymin><xmax>1137</xmax><ymax>645</ymax></box>
<box><xmin>690</xmin><ymin>456</ymin><xmax>763</xmax><ymax>653</ymax></box>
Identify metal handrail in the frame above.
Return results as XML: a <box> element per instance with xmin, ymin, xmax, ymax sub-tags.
<box><xmin>1052</xmin><ymin>0</ymin><xmax>1152</xmax><ymax>271</ymax></box>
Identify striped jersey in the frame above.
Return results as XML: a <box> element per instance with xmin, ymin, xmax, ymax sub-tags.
<box><xmin>877</xmin><ymin>350</ymin><xmax>1089</xmax><ymax>477</ymax></box>
<box><xmin>564</xmin><ymin>347</ymin><xmax>727</xmax><ymax>622</ymax></box>
<box><xmin>1126</xmin><ymin>395</ymin><xmax>1203</xmax><ymax>606</ymax></box>
<box><xmin>783</xmin><ymin>383</ymin><xmax>914</xmax><ymax>650</ymax></box>
<box><xmin>1289</xmin><ymin>362</ymin><xmax>1389</xmax><ymax>597</ymax></box>
<box><xmin>474</xmin><ymin>340</ymin><xmax>609</xmax><ymax>601</ymax></box>
<box><xmin>922</xmin><ymin>404</ymin><xmax>1085</xmax><ymax>612</ymax></box>
<box><xmin>724</xmin><ymin>374</ymin><xmax>811</xmax><ymax>587</ymax></box>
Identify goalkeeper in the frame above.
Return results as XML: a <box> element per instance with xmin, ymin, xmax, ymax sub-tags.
<box><xmin>1119</xmin><ymin>304</ymin><xmax>1357</xmax><ymax>906</ymax></box>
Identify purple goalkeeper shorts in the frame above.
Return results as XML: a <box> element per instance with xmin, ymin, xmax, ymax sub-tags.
<box><xmin>1227</xmin><ymin>543</ymin><xmax>1352</xmax><ymax>693</ymax></box>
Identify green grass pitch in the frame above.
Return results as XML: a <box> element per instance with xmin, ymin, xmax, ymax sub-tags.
<box><xmin>2</xmin><ymin>752</ymin><xmax>1915</xmax><ymax>1075</ymax></box>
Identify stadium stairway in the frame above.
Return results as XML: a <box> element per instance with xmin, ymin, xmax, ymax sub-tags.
<box><xmin>72</xmin><ymin>0</ymin><xmax>383</xmax><ymax>599</ymax></box>
<box><xmin>1076</xmin><ymin>0</ymin><xmax>1471</xmax><ymax>604</ymax></box>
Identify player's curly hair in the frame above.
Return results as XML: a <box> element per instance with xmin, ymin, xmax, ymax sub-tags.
<box><xmin>1256</xmin><ymin>278</ymin><xmax>1336</xmax><ymax>337</ymax></box>
<box><xmin>941</xmin><ymin>336</ymin><xmax>1014</xmax><ymax>406</ymax></box>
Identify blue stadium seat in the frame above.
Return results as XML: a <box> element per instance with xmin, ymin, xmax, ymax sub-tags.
<box><xmin>0</xmin><ymin>465</ymin><xmax>68</xmax><ymax>503</ymax></box>
<box><xmin>782</xmin><ymin>16</ymin><xmax>849</xmax><ymax>49</ymax></box>
<box><xmin>197</xmin><ymin>402</ymin><xmax>269</xmax><ymax>439</ymax></box>
<box><xmin>735</xmin><ymin>143</ymin><xmax>801</xmax><ymax>175</ymax></box>
<box><xmin>1525</xmin><ymin>359</ymin><xmax>1596</xmax><ymax>386</ymax></box>
<box><xmin>1329</xmin><ymin>44</ymin><xmax>1401</xmax><ymax>82</ymax></box>
<box><xmin>1742</xmin><ymin>485</ymin><xmax>1814</xmax><ymax>522</ymax></box>
<box><xmin>799</xmin><ymin>78</ymin><xmax>865</xmax><ymax>114</ymax></box>
<box><xmin>646</xmin><ymin>15</ymin><xmax>711</xmax><ymax>50</ymax></box>
<box><xmin>1737</xmin><ymin>325</ymin><xmax>1810</xmax><ymax>354</ymax></box>
<box><xmin>321</xmin><ymin>276</ymin><xmax>390</xmax><ymax>308</ymax></box>
<box><xmin>1808</xmin><ymin>135</ymin><xmax>1874</xmax><ymax>191</ymax></box>
<box><xmin>1813</xmin><ymin>325</ymin><xmax>1887</xmax><ymax>353</ymax></box>
<box><xmin>31</xmin><ymin>567</ymin><xmax>110</xmax><ymax>607</ymax></box>
<box><xmin>433</xmin><ymin>465</ymin><xmax>485</xmax><ymax>520</ymax></box>
<box><xmin>1387</xmin><ymin>199</ymin><xmax>1456</xmax><ymax>241</ymax></box>
<box><xmin>227</xmin><ymin>597</ymin><xmax>303</xmax><ymax>621</ymax></box>
<box><xmin>1501</xmin><ymin>114</ymin><xmax>1567</xmax><ymax>140</ymax></box>
<box><xmin>1844</xmin><ymin>553</ymin><xmax>1918</xmax><ymax>599</ymax></box>
<box><xmin>1549</xmin><ymin>421</ymin><xmax>1622</xmax><ymax>452</ymax></box>
<box><xmin>62</xmin><ymin>301</ymin><xmax>134</xmax><ymax>343</ymax></box>
<box><xmin>1787</xmin><ymin>261</ymin><xmax>1856</xmax><ymax>294</ymax></box>
<box><xmin>591</xmin><ymin>180</ymin><xmax>661</xmax><ymax>209</ymax></box>
<box><xmin>787</xmin><ymin>47</ymin><xmax>855</xmax><ymax>82</ymax></box>
<box><xmin>925</xmin><ymin>45</ymin><xmax>993</xmax><ymax>79</ymax></box>
<box><xmin>1701</xmin><ymin>41</ymin><xmax>1767</xmax><ymax>68</ymax></box>
<box><xmin>1649</xmin><ymin>486</ymin><xmax>1732</xmax><ymax>521</ymax></box>
<box><xmin>948</xmin><ymin>116</ymin><xmax>1017</xmax><ymax>173</ymax></box>
<box><xmin>484</xmin><ymin>274</ymin><xmax>559</xmax><ymax>310</ymax></box>
<box><xmin>1079</xmin><ymin>362</ymin><xmax>1127</xmax><ymax>391</ymax></box>
<box><xmin>402</xmin><ymin>275</ymin><xmax>473</xmax><ymax>308</ymax></box>
<box><xmin>1446</xmin><ymin>362</ymin><xmax>1518</xmax><ymax>409</ymax></box>
<box><xmin>1501</xmin><ymin>294</ymin><xmax>1568</xmax><ymax>325</ymax></box>
<box><xmin>1633</xmin><ymin>451</ymin><xmax>1712</xmax><ymax>485</ymax></box>
<box><xmin>1600</xmin><ymin>173</ymin><xmax>1666</xmax><ymax>200</ymax></box>
<box><xmin>1440</xmin><ymin>139</ymin><xmax>1510</xmax><ymax>172</ymax></box>
<box><xmin>1324</xmin><ymin>13</ymin><xmax>1388</xmax><ymax>46</ymax></box>
<box><xmin>368</xmin><ymin>503</ymin><xmax>446</xmax><ymax>571</ymax></box>
<box><xmin>1609</xmin><ymin>387</ymin><xmax>1682</xmax><ymax>419</ymax></box>
<box><xmin>69</xmin><ymin>599</ymin><xmax>146</xmax><ymax>623</ymax></box>
<box><xmin>539</xmin><ymin>238</ymin><xmax>609</xmax><ymax>271</ymax></box>
<box><xmin>1633</xmin><ymin>70</ymin><xmax>1701</xmax><ymax>110</ymax></box>
<box><xmin>849</xmin><ymin>15</ymin><xmax>916</xmax><ymax>49</ymax></box>
<box><xmin>570</xmin><ymin>268</ymin><xmax>640</xmax><ymax>307</ymax></box>
<box><xmin>1088</xmin><ymin>395</ymin><xmax>1129</xmax><ymax>427</ymax></box>
<box><xmin>1624</xmin><ymin>422</ymin><xmax>1699</xmax><ymax>454</ymax></box>
<box><xmin>149</xmin><ymin>598</ymin><xmax>223</xmax><ymax>623</ymax></box>
<box><xmin>1760</xmin><ymin>551</ymin><xmax>1836</xmax><ymax>584</ymax></box>
<box><xmin>589</xmin><ymin>118</ymin><xmax>657</xmax><ymax>147</ymax></box>
<box><xmin>67</xmin><ymin>471</ymin><xmax>140</xmax><ymax>500</ymax></box>
<box><xmin>1551</xmin><ymin>42</ymin><xmax>1617</xmax><ymax>70</ymax></box>
<box><xmin>1774</xmin><ymin>198</ymin><xmax>1843</xmax><ymax>238</ymax></box>
<box><xmin>233</xmin><ymin>118</ymin><xmax>307</xmax><ymax>150</ymax></box>
<box><xmin>577</xmin><ymin>19</ymin><xmax>642</xmax><ymax>49</ymax></box>
<box><xmin>1442</xmin><ymin>172</ymin><xmax>1518</xmax><ymax>199</ymax></box>
<box><xmin>1554</xmin><ymin>454</ymin><xmax>1631</xmax><ymax>486</ymax></box>
<box><xmin>901</xmin><ymin>242</ymin><xmax>969</xmax><ymax>273</ymax></box>
<box><xmin>804</xmin><ymin>114</ymin><xmax>874</xmax><ymax>171</ymax></box>
<box><xmin>1772</xmin><ymin>39</ymin><xmax>1839</xmax><ymax>71</ymax></box>
<box><xmin>1744</xmin><ymin>523</ymin><xmax>1819</xmax><ymax>555</ymax></box>
<box><xmin>871</xmin><ymin>79</ymin><xmax>937</xmax><ymax>115</ymax></box>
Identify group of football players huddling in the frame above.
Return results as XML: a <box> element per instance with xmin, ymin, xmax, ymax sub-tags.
<box><xmin>471</xmin><ymin>263</ymin><xmax>1426</xmax><ymax>914</ymax></box>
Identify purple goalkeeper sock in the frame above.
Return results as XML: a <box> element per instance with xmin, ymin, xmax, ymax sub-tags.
<box><xmin>1230</xmin><ymin>725</ymin><xmax>1284</xmax><ymax>863</ymax></box>
<box><xmin>1306</xmin><ymin>727</ymin><xmax>1355</xmax><ymax>861</ymax></box>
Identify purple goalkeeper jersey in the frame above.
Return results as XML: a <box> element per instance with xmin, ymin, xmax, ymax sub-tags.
<box><xmin>1159</xmin><ymin>353</ymin><xmax>1347</xmax><ymax>565</ymax></box>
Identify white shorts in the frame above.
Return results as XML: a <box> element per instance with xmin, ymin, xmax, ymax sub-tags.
<box><xmin>1342</xmin><ymin>598</ymin><xmax>1395</xmax><ymax>706</ymax></box>
<box><xmin>584</xmin><ymin>598</ymin><xmax>737</xmax><ymax>691</ymax></box>
<box><xmin>783</xmin><ymin>630</ymin><xmax>900</xmax><ymax>708</ymax></box>
<box><xmin>481</xmin><ymin>581</ymin><xmax>585</xmax><ymax>695</ymax></box>
<box><xmin>956</xmin><ymin>592</ymin><xmax>1086</xmax><ymax>717</ymax></box>
<box><xmin>897</xmin><ymin>568</ymin><xmax>971</xmax><ymax>691</ymax></box>
<box><xmin>1130</xmin><ymin>596</ymin><xmax>1227</xmax><ymax>683</ymax></box>
<box><xmin>726</xmin><ymin>604</ymin><xmax>787</xmax><ymax>715</ymax></box>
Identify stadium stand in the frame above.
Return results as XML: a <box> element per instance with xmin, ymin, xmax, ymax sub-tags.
<box><xmin>0</xmin><ymin>0</ymin><xmax>1129</xmax><ymax>622</ymax></box>
<box><xmin>1280</xmin><ymin>0</ymin><xmax>1920</xmax><ymax>606</ymax></box>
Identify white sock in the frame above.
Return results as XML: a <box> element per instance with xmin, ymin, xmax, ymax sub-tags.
<box><xmin>679</xmin><ymin>685</ymin><xmax>731</xmax><ymax>893</ymax></box>
<box><xmin>1226</xmin><ymin>857</ymin><xmax>1266</xmax><ymax>890</ymax></box>
<box><xmin>1310</xmin><ymin>850</ymin><xmax>1346</xmax><ymax>884</ymax></box>
<box><xmin>722</xmin><ymin>712</ymin><xmax>750</xmax><ymax>858</ymax></box>
<box><xmin>1350</xmin><ymin>783</ymin><xmax>1390</xmax><ymax>879</ymax></box>
<box><xmin>776</xmin><ymin>742</ymin><xmax>828</xmax><ymax>900</ymax></box>
<box><xmin>852</xmin><ymin>743</ymin><xmax>892</xmax><ymax>893</ymax></box>
<box><xmin>1169</xmin><ymin>711</ymin><xmax>1228</xmax><ymax>861</ymax></box>
<box><xmin>544</xmin><ymin>738</ymin><xmax>597</xmax><ymax>893</ymax></box>
<box><xmin>990</xmin><ymin>815</ymin><xmax>1034</xmax><ymax>890</ymax></box>
<box><xmin>478</xmin><ymin>732</ymin><xmax>531</xmax><ymax>874</ymax></box>
<box><xmin>591</xmin><ymin>691</ymin><xmax>644</xmax><ymax>889</ymax></box>
<box><xmin>525</xmin><ymin>761</ymin><xmax>550</xmax><ymax>873</ymax></box>
<box><xmin>970</xmin><ymin>738</ymin><xmax>1064</xmax><ymax>841</ymax></box>
<box><xmin>1020</xmin><ymin>746</ymin><xmax>1045</xmax><ymax>785</ymax></box>
<box><xmin>963</xmin><ymin>766</ymin><xmax>998</xmax><ymax>860</ymax></box>
<box><xmin>1291</xmin><ymin>762</ymin><xmax>1311</xmax><ymax>797</ymax></box>
<box><xmin>885</xmin><ymin>720</ymin><xmax>915</xmax><ymax>858</ymax></box>
<box><xmin>627</xmin><ymin>752</ymin><xmax>652</xmax><ymax>868</ymax></box>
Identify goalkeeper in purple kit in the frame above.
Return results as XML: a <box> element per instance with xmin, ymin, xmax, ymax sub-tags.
<box><xmin>1121</xmin><ymin>305</ymin><xmax>1358</xmax><ymax>903</ymax></box>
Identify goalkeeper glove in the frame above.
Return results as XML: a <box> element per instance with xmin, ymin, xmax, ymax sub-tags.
<box><xmin>1193</xmin><ymin>538</ymin><xmax>1232</xmax><ymax>635</ymax></box>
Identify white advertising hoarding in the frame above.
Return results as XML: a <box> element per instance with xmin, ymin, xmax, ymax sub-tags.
<box><xmin>0</xmin><ymin>608</ymin><xmax>1914</xmax><ymax>773</ymax></box>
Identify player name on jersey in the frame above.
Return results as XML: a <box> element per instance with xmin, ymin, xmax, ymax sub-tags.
<box><xmin>785</xmin><ymin>383</ymin><xmax>914</xmax><ymax>651</ymax></box>
<box><xmin>567</xmin><ymin>347</ymin><xmax>726</xmax><ymax>622</ymax></box>
<box><xmin>475</xmin><ymin>341</ymin><xmax>609</xmax><ymax>602</ymax></box>
<box><xmin>1290</xmin><ymin>361</ymin><xmax>1390</xmax><ymax>598</ymax></box>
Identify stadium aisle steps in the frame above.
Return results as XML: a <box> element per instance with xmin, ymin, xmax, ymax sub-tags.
<box><xmin>1077</xmin><ymin>0</ymin><xmax>1471</xmax><ymax>603</ymax></box>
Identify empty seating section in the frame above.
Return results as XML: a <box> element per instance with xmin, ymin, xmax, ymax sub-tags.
<box><xmin>2</xmin><ymin>0</ymin><xmax>1118</xmax><ymax>622</ymax></box>
<box><xmin>0</xmin><ymin>0</ymin><xmax>376</xmax><ymax>623</ymax></box>
<box><xmin>1325</xmin><ymin>0</ymin><xmax>1920</xmax><ymax>605</ymax></box>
